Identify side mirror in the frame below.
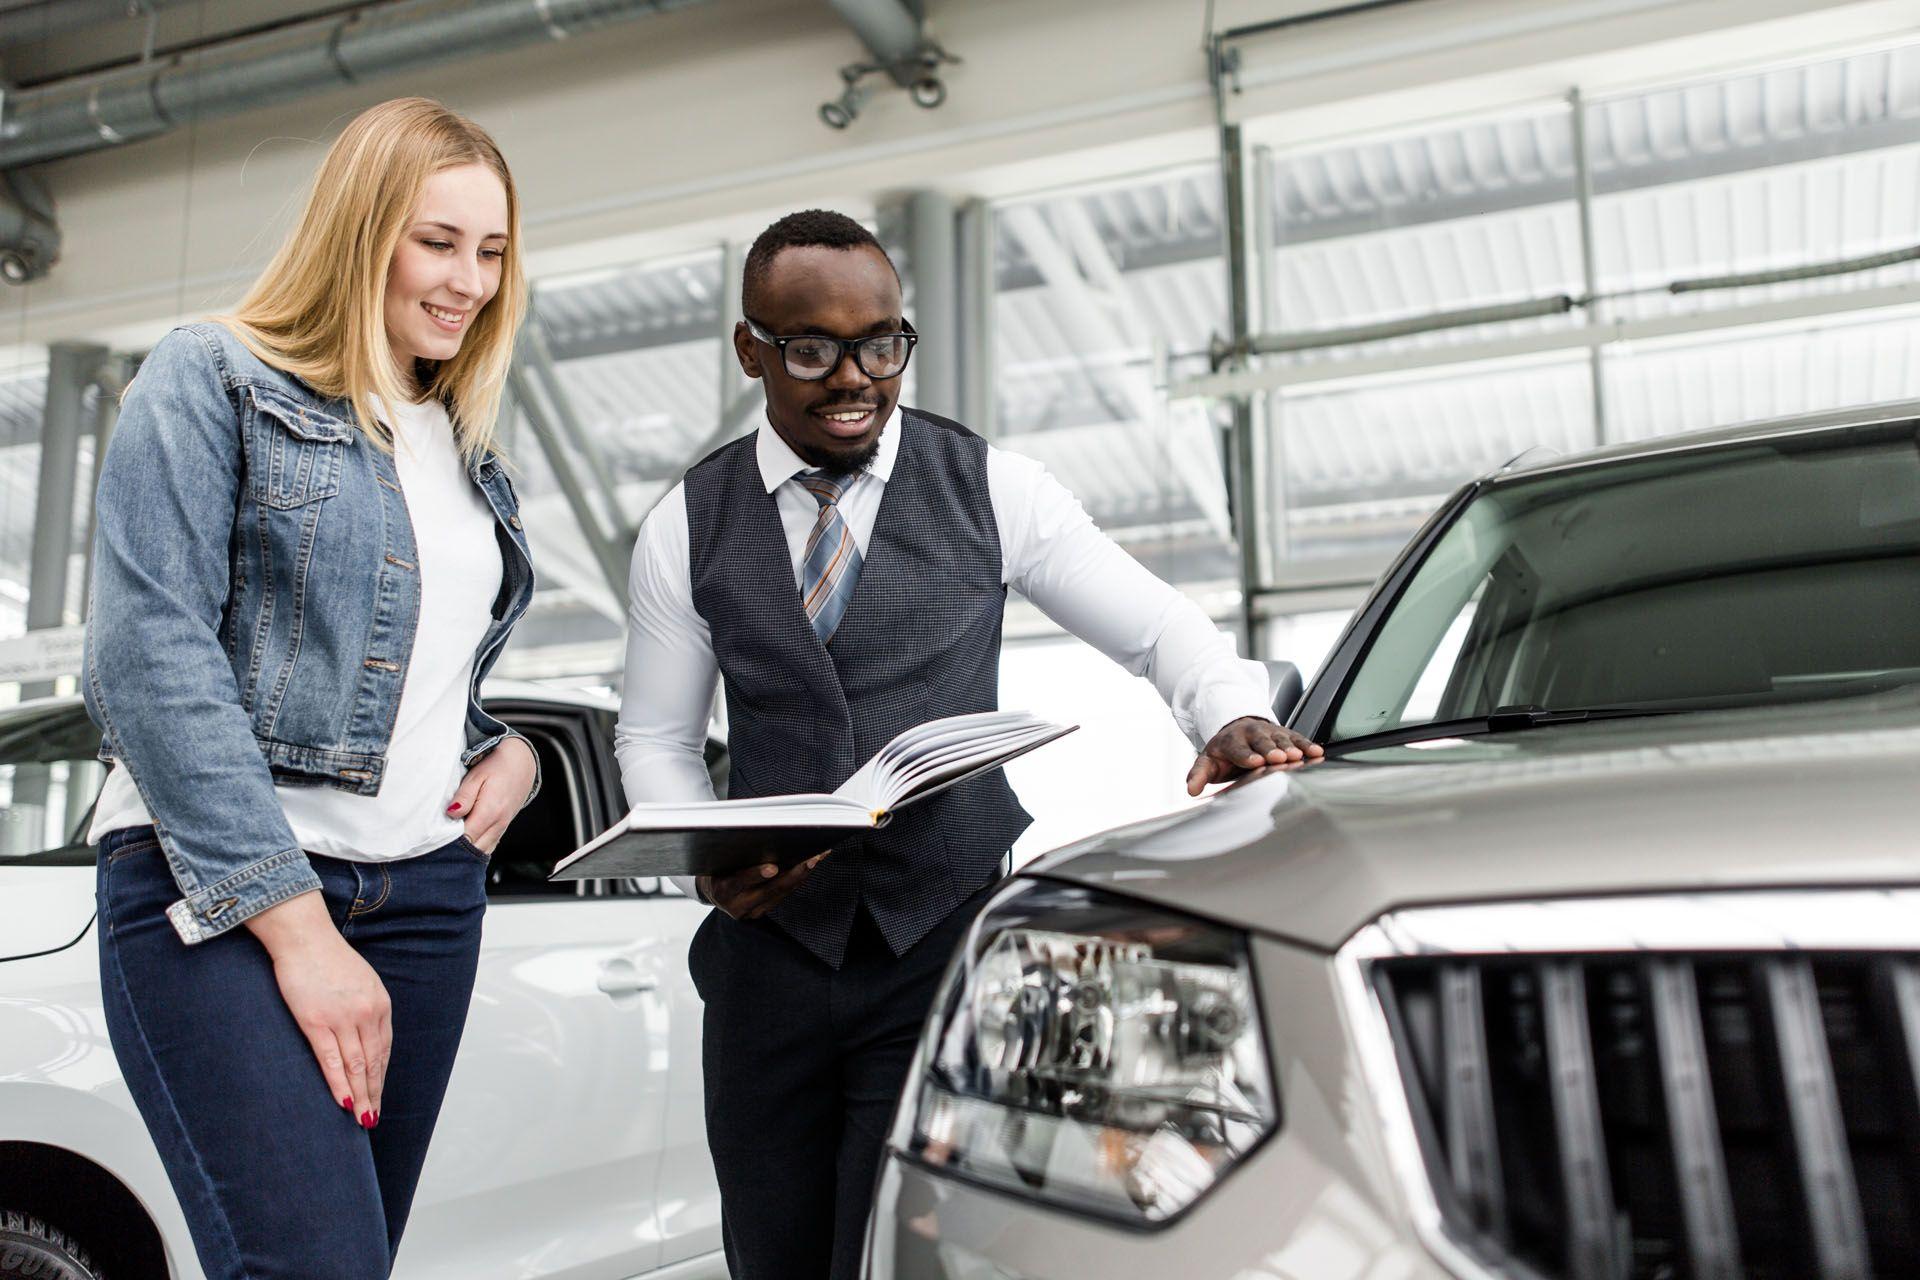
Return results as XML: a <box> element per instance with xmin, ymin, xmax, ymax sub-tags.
<box><xmin>1263</xmin><ymin>660</ymin><xmax>1304</xmax><ymax>724</ymax></box>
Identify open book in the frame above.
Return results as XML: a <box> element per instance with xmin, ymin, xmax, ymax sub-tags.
<box><xmin>550</xmin><ymin>710</ymin><xmax>1077</xmax><ymax>881</ymax></box>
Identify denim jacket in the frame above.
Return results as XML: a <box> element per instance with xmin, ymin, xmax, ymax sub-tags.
<box><xmin>83</xmin><ymin>322</ymin><xmax>538</xmax><ymax>945</ymax></box>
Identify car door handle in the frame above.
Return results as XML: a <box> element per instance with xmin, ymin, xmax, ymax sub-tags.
<box><xmin>596</xmin><ymin>958</ymin><xmax>658</xmax><ymax>999</ymax></box>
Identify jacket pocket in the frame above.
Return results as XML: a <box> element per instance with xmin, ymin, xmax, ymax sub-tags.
<box><xmin>243</xmin><ymin>387</ymin><xmax>354</xmax><ymax>510</ymax></box>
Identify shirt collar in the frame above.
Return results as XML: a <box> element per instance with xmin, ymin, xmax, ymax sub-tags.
<box><xmin>754</xmin><ymin>407</ymin><xmax>902</xmax><ymax>495</ymax></box>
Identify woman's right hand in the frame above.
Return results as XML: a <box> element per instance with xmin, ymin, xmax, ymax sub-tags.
<box><xmin>244</xmin><ymin>891</ymin><xmax>391</xmax><ymax>1127</ymax></box>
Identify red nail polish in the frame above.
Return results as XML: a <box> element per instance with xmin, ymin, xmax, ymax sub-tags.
<box><xmin>342</xmin><ymin>1096</ymin><xmax>353</xmax><ymax>1111</ymax></box>
<box><xmin>372</xmin><ymin>1110</ymin><xmax>380</xmax><ymax>1125</ymax></box>
<box><xmin>446</xmin><ymin>802</ymin><xmax>460</xmax><ymax>815</ymax></box>
<box><xmin>361</xmin><ymin>1110</ymin><xmax>375</xmax><ymax>1129</ymax></box>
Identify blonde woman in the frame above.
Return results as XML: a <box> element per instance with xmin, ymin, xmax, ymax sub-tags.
<box><xmin>83</xmin><ymin>98</ymin><xmax>536</xmax><ymax>1278</ymax></box>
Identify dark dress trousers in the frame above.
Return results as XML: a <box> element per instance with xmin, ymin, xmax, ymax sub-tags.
<box><xmin>682</xmin><ymin>409</ymin><xmax>1028</xmax><ymax>1278</ymax></box>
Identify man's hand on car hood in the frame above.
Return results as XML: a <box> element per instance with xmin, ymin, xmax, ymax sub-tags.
<box><xmin>1186</xmin><ymin>715</ymin><xmax>1324</xmax><ymax>795</ymax></box>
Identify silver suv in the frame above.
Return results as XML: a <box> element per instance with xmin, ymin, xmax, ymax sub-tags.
<box><xmin>865</xmin><ymin>404</ymin><xmax>1920</xmax><ymax>1280</ymax></box>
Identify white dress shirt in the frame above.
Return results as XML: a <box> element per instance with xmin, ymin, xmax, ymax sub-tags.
<box><xmin>615</xmin><ymin>412</ymin><xmax>1274</xmax><ymax>896</ymax></box>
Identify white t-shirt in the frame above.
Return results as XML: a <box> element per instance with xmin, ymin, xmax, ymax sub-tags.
<box><xmin>90</xmin><ymin>396</ymin><xmax>504</xmax><ymax>863</ymax></box>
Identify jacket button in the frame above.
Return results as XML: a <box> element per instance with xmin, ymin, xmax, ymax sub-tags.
<box><xmin>508</xmin><ymin>515</ymin><xmax>522</xmax><ymax>530</ymax></box>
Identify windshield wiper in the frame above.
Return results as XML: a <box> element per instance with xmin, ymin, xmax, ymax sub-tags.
<box><xmin>1327</xmin><ymin>704</ymin><xmax>1689</xmax><ymax>755</ymax></box>
<box><xmin>1483</xmin><ymin>704</ymin><xmax>1672</xmax><ymax>731</ymax></box>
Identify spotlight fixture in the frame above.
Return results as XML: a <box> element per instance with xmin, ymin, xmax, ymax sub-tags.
<box><xmin>819</xmin><ymin>39</ymin><xmax>960</xmax><ymax>130</ymax></box>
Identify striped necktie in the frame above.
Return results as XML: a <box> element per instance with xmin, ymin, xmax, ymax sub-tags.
<box><xmin>796</xmin><ymin>469</ymin><xmax>863</xmax><ymax>643</ymax></box>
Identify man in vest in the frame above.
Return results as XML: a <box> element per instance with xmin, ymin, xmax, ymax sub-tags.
<box><xmin>615</xmin><ymin>209</ymin><xmax>1321</xmax><ymax>1279</ymax></box>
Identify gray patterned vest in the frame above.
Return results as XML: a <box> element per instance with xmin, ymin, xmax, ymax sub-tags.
<box><xmin>683</xmin><ymin>408</ymin><xmax>1031</xmax><ymax>967</ymax></box>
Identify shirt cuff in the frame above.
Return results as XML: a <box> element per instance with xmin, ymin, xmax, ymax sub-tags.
<box><xmin>163</xmin><ymin>849</ymin><xmax>323</xmax><ymax>945</ymax></box>
<box><xmin>506</xmin><ymin>730</ymin><xmax>543</xmax><ymax>807</ymax></box>
<box><xmin>466</xmin><ymin>730</ymin><xmax>543</xmax><ymax>808</ymax></box>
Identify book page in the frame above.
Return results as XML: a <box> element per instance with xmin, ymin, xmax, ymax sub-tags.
<box><xmin>617</xmin><ymin>793</ymin><xmax>869</xmax><ymax>827</ymax></box>
<box><xmin>838</xmin><ymin>711</ymin><xmax>1045</xmax><ymax>809</ymax></box>
<box><xmin>884</xmin><ymin>726</ymin><xmax>1043</xmax><ymax>794</ymax></box>
<box><xmin>872</xmin><ymin>711</ymin><xmax>1035</xmax><ymax>772</ymax></box>
<box><xmin>882</xmin><ymin>725</ymin><xmax>1063</xmax><ymax>808</ymax></box>
<box><xmin>831</xmin><ymin>712</ymin><xmax>1077</xmax><ymax>813</ymax></box>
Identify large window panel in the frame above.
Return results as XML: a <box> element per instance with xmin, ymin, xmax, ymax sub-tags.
<box><xmin>0</xmin><ymin>356</ymin><xmax>96</xmax><ymax>710</ymax></box>
<box><xmin>991</xmin><ymin>172</ymin><xmax>1252</xmax><ymax>844</ymax></box>
<box><xmin>532</xmin><ymin>249</ymin><xmax>727</xmax><ymax>489</ymax></box>
<box><xmin>1270</xmin><ymin>356</ymin><xmax>1594</xmax><ymax>563</ymax></box>
<box><xmin>1587</xmin><ymin>44</ymin><xmax>1920</xmax><ymax>323</ymax></box>
<box><xmin>1266</xmin><ymin>104</ymin><xmax>1587</xmax><ymax>369</ymax></box>
<box><xmin>497</xmin><ymin>250</ymin><xmax>728</xmax><ymax>679</ymax></box>
<box><xmin>0</xmin><ymin>365</ymin><xmax>45</xmax><ymax>648</ymax></box>
<box><xmin>993</xmin><ymin>170</ymin><xmax>1235</xmax><ymax>591</ymax></box>
<box><xmin>1603</xmin><ymin>310</ymin><xmax>1920</xmax><ymax>441</ymax></box>
<box><xmin>1245</xmin><ymin>37</ymin><xmax>1920</xmax><ymax>607</ymax></box>
<box><xmin>1593</xmin><ymin>147</ymin><xmax>1920</xmax><ymax>322</ymax></box>
<box><xmin>1260</xmin><ymin>606</ymin><xmax>1355</xmax><ymax>686</ymax></box>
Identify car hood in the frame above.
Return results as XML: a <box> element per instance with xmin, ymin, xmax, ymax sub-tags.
<box><xmin>1025</xmin><ymin>691</ymin><xmax>1920</xmax><ymax>952</ymax></box>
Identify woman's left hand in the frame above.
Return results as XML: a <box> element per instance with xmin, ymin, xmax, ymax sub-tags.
<box><xmin>448</xmin><ymin>736</ymin><xmax>538</xmax><ymax>854</ymax></box>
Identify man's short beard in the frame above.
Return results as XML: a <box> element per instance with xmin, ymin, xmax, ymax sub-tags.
<box><xmin>795</xmin><ymin>433</ymin><xmax>882</xmax><ymax>474</ymax></box>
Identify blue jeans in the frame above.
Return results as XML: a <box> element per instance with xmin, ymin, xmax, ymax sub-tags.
<box><xmin>97</xmin><ymin>825</ymin><xmax>488</xmax><ymax>1279</ymax></box>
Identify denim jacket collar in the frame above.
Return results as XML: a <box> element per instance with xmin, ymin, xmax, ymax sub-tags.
<box><xmin>243</xmin><ymin>366</ymin><xmax>501</xmax><ymax>483</ymax></box>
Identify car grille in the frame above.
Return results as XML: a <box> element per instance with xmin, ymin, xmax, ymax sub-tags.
<box><xmin>1338</xmin><ymin>892</ymin><xmax>1920</xmax><ymax>1280</ymax></box>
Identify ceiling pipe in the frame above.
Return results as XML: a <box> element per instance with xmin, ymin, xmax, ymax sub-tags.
<box><xmin>0</xmin><ymin>0</ymin><xmax>708</xmax><ymax>171</ymax></box>
<box><xmin>0</xmin><ymin>0</ymin><xmax>190</xmax><ymax>52</ymax></box>
<box><xmin>826</xmin><ymin>0</ymin><xmax>923</xmax><ymax>86</ymax></box>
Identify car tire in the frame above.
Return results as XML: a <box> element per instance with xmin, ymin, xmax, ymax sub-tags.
<box><xmin>0</xmin><ymin>1211</ymin><xmax>103</xmax><ymax>1280</ymax></box>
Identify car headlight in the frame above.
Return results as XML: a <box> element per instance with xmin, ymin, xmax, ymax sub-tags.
<box><xmin>898</xmin><ymin>879</ymin><xmax>1277</xmax><ymax>1225</ymax></box>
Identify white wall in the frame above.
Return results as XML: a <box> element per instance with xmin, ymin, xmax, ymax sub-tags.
<box><xmin>2</xmin><ymin>0</ymin><xmax>1913</xmax><ymax>354</ymax></box>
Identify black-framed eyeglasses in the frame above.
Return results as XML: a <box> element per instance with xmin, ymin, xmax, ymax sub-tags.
<box><xmin>743</xmin><ymin>316</ymin><xmax>918</xmax><ymax>381</ymax></box>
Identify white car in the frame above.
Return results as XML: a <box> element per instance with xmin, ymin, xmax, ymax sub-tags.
<box><xmin>0</xmin><ymin>682</ymin><xmax>723</xmax><ymax>1280</ymax></box>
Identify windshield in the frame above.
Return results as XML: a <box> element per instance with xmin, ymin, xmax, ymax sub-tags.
<box><xmin>0</xmin><ymin>702</ymin><xmax>105</xmax><ymax>864</ymax></box>
<box><xmin>1327</xmin><ymin>421</ymin><xmax>1920</xmax><ymax>744</ymax></box>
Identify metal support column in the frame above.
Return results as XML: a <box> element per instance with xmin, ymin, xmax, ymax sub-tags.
<box><xmin>14</xmin><ymin>341</ymin><xmax>104</xmax><ymax>850</ymax></box>
<box><xmin>26</xmin><ymin>341</ymin><xmax>104</xmax><ymax>662</ymax></box>
<box><xmin>1250</xmin><ymin>143</ymin><xmax>1289</xmax><ymax>578</ymax></box>
<box><xmin>957</xmin><ymin>198</ymin><xmax>996</xmax><ymax>437</ymax></box>
<box><xmin>1218</xmin><ymin>110</ymin><xmax>1264</xmax><ymax>655</ymax></box>
<box><xmin>1569</xmin><ymin>88</ymin><xmax>1609</xmax><ymax>446</ymax></box>
<box><xmin>907</xmin><ymin>189</ymin><xmax>959</xmax><ymax>420</ymax></box>
<box><xmin>720</xmin><ymin>240</ymin><xmax>746</xmax><ymax>411</ymax></box>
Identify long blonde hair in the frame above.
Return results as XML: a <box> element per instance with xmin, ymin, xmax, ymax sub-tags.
<box><xmin>221</xmin><ymin>97</ymin><xmax>525</xmax><ymax>461</ymax></box>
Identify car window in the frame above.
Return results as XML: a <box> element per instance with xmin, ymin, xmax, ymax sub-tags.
<box><xmin>485</xmin><ymin>705</ymin><xmax>692</xmax><ymax>900</ymax></box>
<box><xmin>1328</xmin><ymin>422</ymin><xmax>1920</xmax><ymax>743</ymax></box>
<box><xmin>1399</xmin><ymin>587</ymin><xmax>1484</xmax><ymax>725</ymax></box>
<box><xmin>0</xmin><ymin>705</ymin><xmax>105</xmax><ymax>864</ymax></box>
<box><xmin>482</xmin><ymin>718</ymin><xmax>605</xmax><ymax>899</ymax></box>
